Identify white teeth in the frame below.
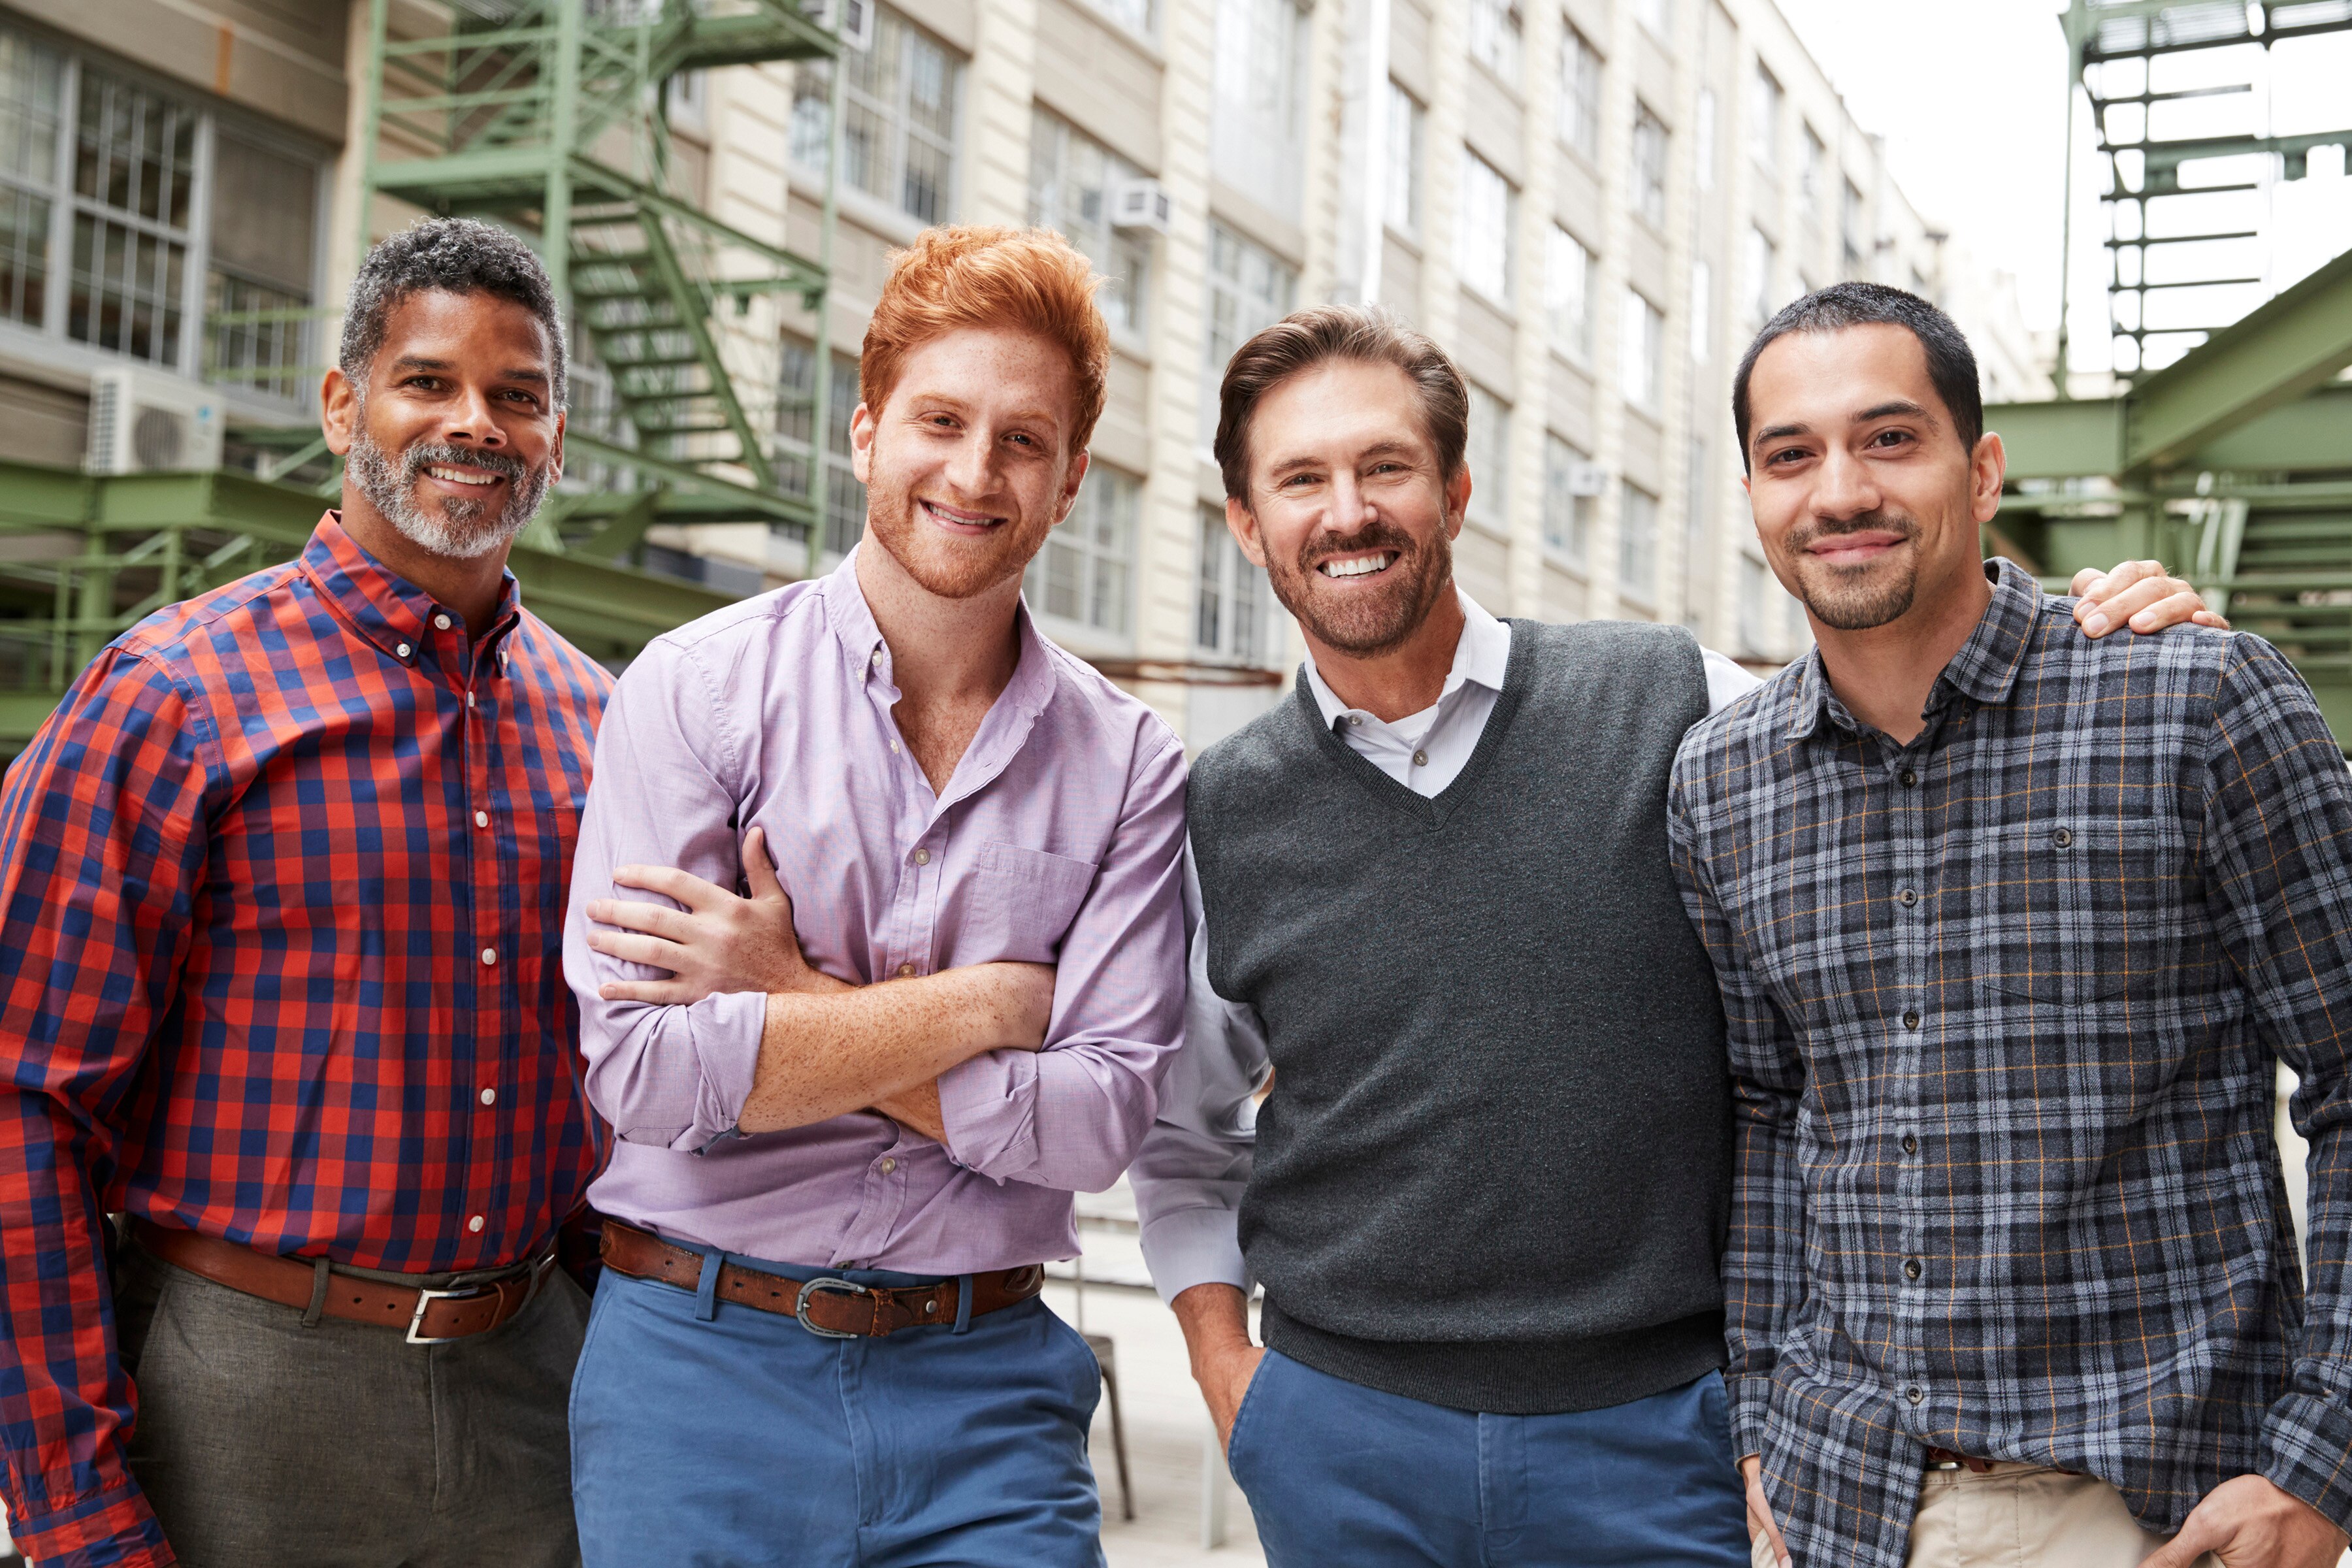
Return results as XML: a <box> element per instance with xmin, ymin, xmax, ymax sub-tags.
<box><xmin>924</xmin><ymin>500</ymin><xmax>1003</xmax><ymax>527</ymax></box>
<box><xmin>1319</xmin><ymin>553</ymin><xmax>1396</xmax><ymax>579</ymax></box>
<box><xmin>428</xmin><ymin>466</ymin><xmax>497</xmax><ymax>486</ymax></box>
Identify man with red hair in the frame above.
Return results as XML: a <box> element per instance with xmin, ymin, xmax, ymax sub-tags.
<box><xmin>560</xmin><ymin>225</ymin><xmax>1186</xmax><ymax>1564</ymax></box>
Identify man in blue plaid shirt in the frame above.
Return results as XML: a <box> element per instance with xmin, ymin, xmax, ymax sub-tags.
<box><xmin>1670</xmin><ymin>283</ymin><xmax>2352</xmax><ymax>1568</ymax></box>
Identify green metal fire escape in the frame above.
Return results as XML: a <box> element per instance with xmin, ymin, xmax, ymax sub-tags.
<box><xmin>0</xmin><ymin>0</ymin><xmax>849</xmax><ymax>762</ymax></box>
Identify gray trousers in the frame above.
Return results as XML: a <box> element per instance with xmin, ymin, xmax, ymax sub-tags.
<box><xmin>114</xmin><ymin>1237</ymin><xmax>588</xmax><ymax>1568</ymax></box>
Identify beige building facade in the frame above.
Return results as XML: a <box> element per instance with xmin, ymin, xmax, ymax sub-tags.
<box><xmin>0</xmin><ymin>0</ymin><xmax>2041</xmax><ymax>749</ymax></box>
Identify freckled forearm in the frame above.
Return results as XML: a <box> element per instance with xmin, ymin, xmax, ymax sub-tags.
<box><xmin>735</xmin><ymin>964</ymin><xmax>1042</xmax><ymax>1135</ymax></box>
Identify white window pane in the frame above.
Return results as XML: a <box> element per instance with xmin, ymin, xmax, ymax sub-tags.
<box><xmin>1455</xmin><ymin>150</ymin><xmax>1513</xmax><ymax>304</ymax></box>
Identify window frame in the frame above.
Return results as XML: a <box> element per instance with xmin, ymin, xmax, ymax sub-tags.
<box><xmin>775</xmin><ymin>333</ymin><xmax>868</xmax><ymax>557</ymax></box>
<box><xmin>1558</xmin><ymin>23</ymin><xmax>1602</xmax><ymax>162</ymax></box>
<box><xmin>1455</xmin><ymin>148</ymin><xmax>1515</xmax><ymax>306</ymax></box>
<box><xmin>1467</xmin><ymin>0</ymin><xmax>1525</xmax><ymax>90</ymax></box>
<box><xmin>1545</xmin><ymin>222</ymin><xmax>1593</xmax><ymax>363</ymax></box>
<box><xmin>1201</xmin><ymin>220</ymin><xmax>1299</xmax><ymax>448</ymax></box>
<box><xmin>1541</xmin><ymin>431</ymin><xmax>1593</xmax><ymax>565</ymax></box>
<box><xmin>1618</xmin><ymin>479</ymin><xmax>1659</xmax><ymax>604</ymax></box>
<box><xmin>791</xmin><ymin>5</ymin><xmax>967</xmax><ymax>229</ymax></box>
<box><xmin>1029</xmin><ymin>106</ymin><xmax>1155</xmax><ymax>343</ymax></box>
<box><xmin>1618</xmin><ymin>286</ymin><xmax>1663</xmax><ymax>412</ymax></box>
<box><xmin>1386</xmin><ymin>80</ymin><xmax>1423</xmax><ymax>238</ymax></box>
<box><xmin>1465</xmin><ymin>380</ymin><xmax>1511</xmax><ymax>532</ymax></box>
<box><xmin>1195</xmin><ymin>504</ymin><xmax>1279</xmax><ymax>666</ymax></box>
<box><xmin>1025</xmin><ymin>461</ymin><xmax>1141</xmax><ymax>647</ymax></box>
<box><xmin>1631</xmin><ymin>102</ymin><xmax>1669</xmax><ymax>229</ymax></box>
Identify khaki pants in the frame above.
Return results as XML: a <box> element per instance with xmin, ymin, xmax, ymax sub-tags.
<box><xmin>1749</xmin><ymin>1463</ymin><xmax>2218</xmax><ymax>1568</ymax></box>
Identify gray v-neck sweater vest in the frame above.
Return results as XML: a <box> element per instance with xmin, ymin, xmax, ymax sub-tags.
<box><xmin>1188</xmin><ymin>616</ymin><xmax>1733</xmax><ymax>1414</ymax></box>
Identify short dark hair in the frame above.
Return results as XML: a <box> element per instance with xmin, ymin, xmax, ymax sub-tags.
<box><xmin>1214</xmin><ymin>304</ymin><xmax>1469</xmax><ymax>502</ymax></box>
<box><xmin>339</xmin><ymin>217</ymin><xmax>568</xmax><ymax>404</ymax></box>
<box><xmin>1731</xmin><ymin>282</ymin><xmax>1980</xmax><ymax>472</ymax></box>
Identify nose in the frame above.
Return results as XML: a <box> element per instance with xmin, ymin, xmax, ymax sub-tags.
<box><xmin>1813</xmin><ymin>442</ymin><xmax>1880</xmax><ymax>522</ymax></box>
<box><xmin>1324</xmin><ymin>468</ymin><xmax>1379</xmax><ymax>538</ymax></box>
<box><xmin>440</xmin><ymin>381</ymin><xmax>507</xmax><ymax>449</ymax></box>
<box><xmin>943</xmin><ymin>427</ymin><xmax>992</xmax><ymax>497</ymax></box>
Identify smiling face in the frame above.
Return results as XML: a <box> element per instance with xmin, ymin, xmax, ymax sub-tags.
<box><xmin>1742</xmin><ymin>322</ymin><xmax>2002</xmax><ymax>632</ymax></box>
<box><xmin>851</xmin><ymin>326</ymin><xmax>1087</xmax><ymax>601</ymax></box>
<box><xmin>1230</xmin><ymin>359</ymin><xmax>1469</xmax><ymax>657</ymax></box>
<box><xmin>327</xmin><ymin>287</ymin><xmax>563</xmax><ymax>561</ymax></box>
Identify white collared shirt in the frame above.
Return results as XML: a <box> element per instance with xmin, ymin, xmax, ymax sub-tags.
<box><xmin>1128</xmin><ymin>593</ymin><xmax>1763</xmax><ymax>1304</ymax></box>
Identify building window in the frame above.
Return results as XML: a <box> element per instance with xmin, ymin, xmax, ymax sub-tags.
<box><xmin>1620</xmin><ymin>480</ymin><xmax>1659</xmax><ymax>602</ymax></box>
<box><xmin>1695</xmin><ymin>86</ymin><xmax>1716</xmax><ymax>190</ymax></box>
<box><xmin>1386</xmin><ymin>82</ymin><xmax>1422</xmax><ymax>237</ymax></box>
<box><xmin>1634</xmin><ymin>0</ymin><xmax>1674</xmax><ymax>39</ymax></box>
<box><xmin>1743</xmin><ymin>224</ymin><xmax>1777</xmax><ymax>327</ymax></box>
<box><xmin>1213</xmin><ymin>0</ymin><xmax>1307</xmax><ymax>219</ymax></box>
<box><xmin>1749</xmin><ymin>62</ymin><xmax>1782</xmax><ymax>169</ymax></box>
<box><xmin>1026</xmin><ymin>463</ymin><xmax>1137</xmax><ymax>638</ymax></box>
<box><xmin>1546</xmin><ymin>224</ymin><xmax>1592</xmax><ymax>361</ymax></box>
<box><xmin>1086</xmin><ymin>0</ymin><xmax>1156</xmax><ymax>37</ymax></box>
<box><xmin>1685</xmin><ymin>430</ymin><xmax>1710</xmax><ymax>572</ymax></box>
<box><xmin>791</xmin><ymin>5</ymin><xmax>964</xmax><ymax>225</ymax></box>
<box><xmin>1800</xmin><ymin>123</ymin><xmax>1826</xmax><ymax>210</ymax></box>
<box><xmin>1202</xmin><ymin>222</ymin><xmax>1298</xmax><ymax>446</ymax></box>
<box><xmin>777</xmin><ymin>335</ymin><xmax>867</xmax><ymax>555</ymax></box>
<box><xmin>1467</xmin><ymin>0</ymin><xmax>1524</xmax><ymax>87</ymax></box>
<box><xmin>1740</xmin><ymin>553</ymin><xmax>1772</xmax><ymax>655</ymax></box>
<box><xmin>1543</xmin><ymin>433</ymin><xmax>1593</xmax><ymax>563</ymax></box>
<box><xmin>1465</xmin><ymin>381</ymin><xmax>1510</xmax><ymax>529</ymax></box>
<box><xmin>1842</xmin><ymin>178</ymin><xmax>1867</xmax><ymax>278</ymax></box>
<box><xmin>1558</xmin><ymin>24</ymin><xmax>1601</xmax><ymax>161</ymax></box>
<box><xmin>1689</xmin><ymin>257</ymin><xmax>1710</xmax><ymax>363</ymax></box>
<box><xmin>0</xmin><ymin>24</ymin><xmax>325</xmax><ymax>387</ymax></box>
<box><xmin>1631</xmin><ymin>104</ymin><xmax>1668</xmax><ymax>227</ymax></box>
<box><xmin>1620</xmin><ymin>287</ymin><xmax>1663</xmax><ymax>412</ymax></box>
<box><xmin>1456</xmin><ymin>150</ymin><xmax>1514</xmax><ymax>305</ymax></box>
<box><xmin>1196</xmin><ymin>507</ymin><xmax>1274</xmax><ymax>663</ymax></box>
<box><xmin>1030</xmin><ymin>108</ymin><xmax>1153</xmax><ymax>338</ymax></box>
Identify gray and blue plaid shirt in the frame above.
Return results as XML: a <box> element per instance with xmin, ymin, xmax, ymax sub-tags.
<box><xmin>1669</xmin><ymin>557</ymin><xmax>2352</xmax><ymax>1567</ymax></box>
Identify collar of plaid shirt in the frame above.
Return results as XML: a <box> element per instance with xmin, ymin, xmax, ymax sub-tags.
<box><xmin>1785</xmin><ymin>556</ymin><xmax>2036</xmax><ymax>742</ymax></box>
<box><xmin>0</xmin><ymin>512</ymin><xmax>610</xmax><ymax>1565</ymax></box>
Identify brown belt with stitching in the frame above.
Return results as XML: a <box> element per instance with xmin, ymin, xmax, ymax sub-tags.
<box><xmin>131</xmin><ymin>1218</ymin><xmax>553</xmax><ymax>1345</ymax></box>
<box><xmin>599</xmin><ymin>1218</ymin><xmax>1046</xmax><ymax>1337</ymax></box>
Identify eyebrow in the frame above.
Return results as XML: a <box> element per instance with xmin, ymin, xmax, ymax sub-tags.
<box><xmin>1266</xmin><ymin>439</ymin><xmax>1421</xmax><ymax>474</ymax></box>
<box><xmin>1752</xmin><ymin>421</ymin><xmax>1809</xmax><ymax>452</ymax></box>
<box><xmin>387</xmin><ymin>355</ymin><xmax>547</xmax><ymax>385</ymax></box>
<box><xmin>1857</xmin><ymin>399</ymin><xmax>1934</xmax><ymax>425</ymax></box>
<box><xmin>902</xmin><ymin>393</ymin><xmax>1062</xmax><ymax>429</ymax></box>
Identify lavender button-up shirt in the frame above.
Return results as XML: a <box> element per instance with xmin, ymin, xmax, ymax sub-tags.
<box><xmin>564</xmin><ymin>549</ymin><xmax>1188</xmax><ymax>1273</ymax></box>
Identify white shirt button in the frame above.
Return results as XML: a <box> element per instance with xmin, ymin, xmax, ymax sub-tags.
<box><xmin>480</xmin><ymin>947</ymin><xmax>497</xmax><ymax>966</ymax></box>
<box><xmin>468</xmin><ymin>1215</ymin><xmax>485</xmax><ymax>1233</ymax></box>
<box><xmin>475</xmin><ymin>810</ymin><xmax>489</xmax><ymax>828</ymax></box>
<box><xmin>433</xmin><ymin>613</ymin><xmax>452</xmax><ymax>630</ymax></box>
<box><xmin>880</xmin><ymin>1158</ymin><xmax>897</xmax><ymax>1174</ymax></box>
<box><xmin>1413</xmin><ymin>749</ymin><xmax>1429</xmax><ymax>767</ymax></box>
<box><xmin>1347</xmin><ymin>714</ymin><xmax>1364</xmax><ymax>727</ymax></box>
<box><xmin>870</xmin><ymin>649</ymin><xmax>882</xmax><ymax>666</ymax></box>
<box><xmin>395</xmin><ymin>642</ymin><xmax>412</xmax><ymax>659</ymax></box>
<box><xmin>480</xmin><ymin>1087</ymin><xmax>497</xmax><ymax>1106</ymax></box>
<box><xmin>913</xmin><ymin>847</ymin><xmax>930</xmax><ymax>866</ymax></box>
<box><xmin>896</xmin><ymin>962</ymin><xmax>917</xmax><ymax>978</ymax></box>
<box><xmin>466</xmin><ymin>691</ymin><xmax>476</xmax><ymax>708</ymax></box>
<box><xmin>889</xmin><ymin>739</ymin><xmax>900</xmax><ymax>753</ymax></box>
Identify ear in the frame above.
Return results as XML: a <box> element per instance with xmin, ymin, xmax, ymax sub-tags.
<box><xmin>1054</xmin><ymin>448</ymin><xmax>1090</xmax><ymax>525</ymax></box>
<box><xmin>849</xmin><ymin>402</ymin><xmax>876</xmax><ymax>485</ymax></box>
<box><xmin>1969</xmin><ymin>431</ymin><xmax>2006</xmax><ymax>527</ymax></box>
<box><xmin>547</xmin><ymin>407</ymin><xmax>565</xmax><ymax>487</ymax></box>
<box><xmin>321</xmin><ymin>367</ymin><xmax>359</xmax><ymax>457</ymax></box>
<box><xmin>1226</xmin><ymin>495</ymin><xmax>1269</xmax><ymax>570</ymax></box>
<box><xmin>1443</xmin><ymin>465</ymin><xmax>1472</xmax><ymax>540</ymax></box>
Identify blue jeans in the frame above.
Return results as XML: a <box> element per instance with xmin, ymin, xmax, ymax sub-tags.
<box><xmin>1226</xmin><ymin>1350</ymin><xmax>1750</xmax><ymax>1567</ymax></box>
<box><xmin>570</xmin><ymin>1252</ymin><xmax>1105</xmax><ymax>1568</ymax></box>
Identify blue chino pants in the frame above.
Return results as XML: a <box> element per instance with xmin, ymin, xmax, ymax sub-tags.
<box><xmin>1226</xmin><ymin>1349</ymin><xmax>1752</xmax><ymax>1568</ymax></box>
<box><xmin>570</xmin><ymin>1252</ymin><xmax>1105</xmax><ymax>1568</ymax></box>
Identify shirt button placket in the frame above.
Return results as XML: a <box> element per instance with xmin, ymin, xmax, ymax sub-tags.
<box><xmin>1893</xmin><ymin>749</ymin><xmax>1931</xmax><ymax>1395</ymax></box>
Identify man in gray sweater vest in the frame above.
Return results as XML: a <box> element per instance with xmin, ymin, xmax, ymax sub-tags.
<box><xmin>1129</xmin><ymin>304</ymin><xmax>2216</xmax><ymax>1567</ymax></box>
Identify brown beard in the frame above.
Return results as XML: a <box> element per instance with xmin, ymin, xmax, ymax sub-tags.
<box><xmin>1782</xmin><ymin>510</ymin><xmax>1923</xmax><ymax>631</ymax></box>
<box><xmin>859</xmin><ymin>457</ymin><xmax>1054</xmax><ymax>601</ymax></box>
<box><xmin>1260</xmin><ymin>514</ymin><xmax>1455</xmax><ymax>657</ymax></box>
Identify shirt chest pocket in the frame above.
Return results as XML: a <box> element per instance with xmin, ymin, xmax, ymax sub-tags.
<box><xmin>1972</xmin><ymin>817</ymin><xmax>2184</xmax><ymax>1008</ymax></box>
<box><xmin>953</xmin><ymin>840</ymin><xmax>1101</xmax><ymax>964</ymax></box>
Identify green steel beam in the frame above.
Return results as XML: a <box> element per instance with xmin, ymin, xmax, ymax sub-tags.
<box><xmin>1988</xmin><ymin>384</ymin><xmax>2352</xmax><ymax>483</ymax></box>
<box><xmin>2190</xmin><ymin>385</ymin><xmax>2352</xmax><ymax>473</ymax></box>
<box><xmin>2124</xmin><ymin>246</ymin><xmax>2352</xmax><ymax>470</ymax></box>
<box><xmin>1985</xmin><ymin>398</ymin><xmax>2127</xmax><ymax>481</ymax></box>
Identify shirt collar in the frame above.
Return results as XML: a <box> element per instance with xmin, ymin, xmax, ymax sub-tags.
<box><xmin>1302</xmin><ymin>586</ymin><xmax>1510</xmax><ymax>730</ymax></box>
<box><xmin>299</xmin><ymin>512</ymin><xmax>522</xmax><ymax>672</ymax></box>
<box><xmin>825</xmin><ymin>542</ymin><xmax>1061</xmax><ymax>747</ymax></box>
<box><xmin>1788</xmin><ymin>555</ymin><xmax>2042</xmax><ymax>741</ymax></box>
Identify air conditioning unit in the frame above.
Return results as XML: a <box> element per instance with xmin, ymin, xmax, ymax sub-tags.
<box><xmin>1110</xmin><ymin>178</ymin><xmax>1173</xmax><ymax>235</ymax></box>
<box><xmin>1566</xmin><ymin>460</ymin><xmax>1608</xmax><ymax>497</ymax></box>
<box><xmin>86</xmin><ymin>368</ymin><xmax>223</xmax><ymax>476</ymax></box>
<box><xmin>810</xmin><ymin>0</ymin><xmax>875</xmax><ymax>51</ymax></box>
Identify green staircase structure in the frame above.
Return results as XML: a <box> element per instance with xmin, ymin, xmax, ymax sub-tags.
<box><xmin>0</xmin><ymin>0</ymin><xmax>851</xmax><ymax>762</ymax></box>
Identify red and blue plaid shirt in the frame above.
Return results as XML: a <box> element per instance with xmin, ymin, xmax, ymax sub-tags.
<box><xmin>0</xmin><ymin>514</ymin><xmax>611</xmax><ymax>1567</ymax></box>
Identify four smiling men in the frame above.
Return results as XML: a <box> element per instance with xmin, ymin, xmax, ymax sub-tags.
<box><xmin>0</xmin><ymin>204</ymin><xmax>2325</xmax><ymax>1568</ymax></box>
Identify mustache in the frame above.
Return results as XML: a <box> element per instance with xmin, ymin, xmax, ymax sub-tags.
<box><xmin>1298</xmin><ymin>517</ymin><xmax>1420</xmax><ymax>576</ymax></box>
<box><xmin>400</xmin><ymin>442</ymin><xmax>532</xmax><ymax>485</ymax></box>
<box><xmin>1788</xmin><ymin>509</ymin><xmax>1918</xmax><ymax>552</ymax></box>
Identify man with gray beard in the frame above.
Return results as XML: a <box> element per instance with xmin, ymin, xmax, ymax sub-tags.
<box><xmin>0</xmin><ymin>218</ymin><xmax>606</xmax><ymax>1567</ymax></box>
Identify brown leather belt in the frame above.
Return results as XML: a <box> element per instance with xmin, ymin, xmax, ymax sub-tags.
<box><xmin>600</xmin><ymin>1218</ymin><xmax>1045</xmax><ymax>1338</ymax></box>
<box><xmin>132</xmin><ymin>1218</ymin><xmax>553</xmax><ymax>1345</ymax></box>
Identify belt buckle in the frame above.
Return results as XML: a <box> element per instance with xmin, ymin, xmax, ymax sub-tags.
<box><xmin>406</xmin><ymin>1282</ymin><xmax>495</xmax><ymax>1346</ymax></box>
<box><xmin>794</xmin><ymin>1276</ymin><xmax>870</xmax><ymax>1339</ymax></box>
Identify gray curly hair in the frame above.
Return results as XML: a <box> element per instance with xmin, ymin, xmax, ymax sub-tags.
<box><xmin>338</xmin><ymin>218</ymin><xmax>568</xmax><ymax>405</ymax></box>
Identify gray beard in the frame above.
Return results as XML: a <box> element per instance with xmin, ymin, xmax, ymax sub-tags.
<box><xmin>345</xmin><ymin>415</ymin><xmax>549</xmax><ymax>561</ymax></box>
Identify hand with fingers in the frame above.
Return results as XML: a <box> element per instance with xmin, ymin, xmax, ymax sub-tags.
<box><xmin>2138</xmin><ymin>1475</ymin><xmax>2347</xmax><ymax>1568</ymax></box>
<box><xmin>1739</xmin><ymin>1456</ymin><xmax>1789</xmax><ymax>1568</ymax></box>
<box><xmin>585</xmin><ymin>825</ymin><xmax>840</xmax><ymax>1005</ymax></box>
<box><xmin>2070</xmin><ymin>559</ymin><xmax>2231</xmax><ymax>639</ymax></box>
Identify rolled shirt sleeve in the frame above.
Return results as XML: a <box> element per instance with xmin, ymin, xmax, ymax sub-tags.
<box><xmin>564</xmin><ymin>636</ymin><xmax>768</xmax><ymax>1151</ymax></box>
<box><xmin>1130</xmin><ymin>843</ymin><xmax>1268</xmax><ymax>1304</ymax></box>
<box><xmin>938</xmin><ymin>733</ymin><xmax>1189</xmax><ymax>1194</ymax></box>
